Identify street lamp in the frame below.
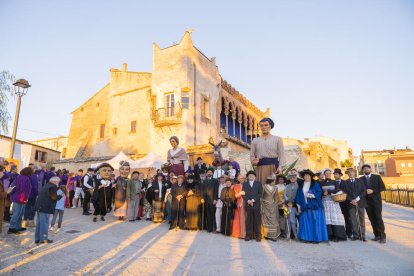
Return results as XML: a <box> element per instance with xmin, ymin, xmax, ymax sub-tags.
<box><xmin>9</xmin><ymin>79</ymin><xmax>31</xmax><ymax>159</ymax></box>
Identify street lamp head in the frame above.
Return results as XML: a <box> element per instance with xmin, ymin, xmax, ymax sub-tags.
<box><xmin>13</xmin><ymin>79</ymin><xmax>31</xmax><ymax>97</ymax></box>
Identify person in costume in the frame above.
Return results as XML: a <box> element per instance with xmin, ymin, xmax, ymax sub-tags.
<box><xmin>284</xmin><ymin>172</ymin><xmax>299</xmax><ymax>239</ymax></box>
<box><xmin>320</xmin><ymin>168</ymin><xmax>347</xmax><ymax>241</ymax></box>
<box><xmin>261</xmin><ymin>175</ymin><xmax>281</xmax><ymax>241</ymax></box>
<box><xmin>127</xmin><ymin>171</ymin><xmax>141</xmax><ymax>222</ymax></box>
<box><xmin>214</xmin><ymin>175</ymin><xmax>226</xmax><ymax>233</ymax></box>
<box><xmin>91</xmin><ymin>163</ymin><xmax>114</xmax><ymax>222</ymax></box>
<box><xmin>150</xmin><ymin>173</ymin><xmax>167</xmax><ymax>223</ymax></box>
<box><xmin>250</xmin><ymin>117</ymin><xmax>285</xmax><ymax>186</ymax></box>
<box><xmin>185</xmin><ymin>174</ymin><xmax>202</xmax><ymax>230</ymax></box>
<box><xmin>295</xmin><ymin>169</ymin><xmax>328</xmax><ymax>243</ymax></box>
<box><xmin>170</xmin><ymin>175</ymin><xmax>188</xmax><ymax>230</ymax></box>
<box><xmin>167</xmin><ymin>136</ymin><xmax>189</xmax><ymax>176</ymax></box>
<box><xmin>276</xmin><ymin>175</ymin><xmax>288</xmax><ymax>238</ymax></box>
<box><xmin>360</xmin><ymin>164</ymin><xmax>386</xmax><ymax>243</ymax></box>
<box><xmin>199</xmin><ymin>168</ymin><xmax>219</xmax><ymax>232</ymax></box>
<box><xmin>334</xmin><ymin>168</ymin><xmax>352</xmax><ymax>238</ymax></box>
<box><xmin>232</xmin><ymin>174</ymin><xmax>246</xmax><ymax>239</ymax></box>
<box><xmin>112</xmin><ymin>161</ymin><xmax>130</xmax><ymax>220</ymax></box>
<box><xmin>242</xmin><ymin>170</ymin><xmax>263</xmax><ymax>242</ymax></box>
<box><xmin>220</xmin><ymin>178</ymin><xmax>236</xmax><ymax>236</ymax></box>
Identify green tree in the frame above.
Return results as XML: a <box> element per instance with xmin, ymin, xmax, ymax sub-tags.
<box><xmin>0</xmin><ymin>70</ymin><xmax>15</xmax><ymax>134</ymax></box>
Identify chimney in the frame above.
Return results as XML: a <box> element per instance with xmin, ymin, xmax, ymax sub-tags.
<box><xmin>122</xmin><ymin>63</ymin><xmax>128</xmax><ymax>72</ymax></box>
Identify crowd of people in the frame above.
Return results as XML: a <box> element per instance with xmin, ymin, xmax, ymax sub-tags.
<box><xmin>0</xmin><ymin>117</ymin><xmax>387</xmax><ymax>246</ymax></box>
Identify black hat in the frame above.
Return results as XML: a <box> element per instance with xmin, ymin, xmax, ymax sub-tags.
<box><xmin>259</xmin><ymin>117</ymin><xmax>275</xmax><ymax>129</ymax></box>
<box><xmin>187</xmin><ymin>174</ymin><xmax>195</xmax><ymax>180</ymax></box>
<box><xmin>299</xmin><ymin>169</ymin><xmax>316</xmax><ymax>178</ymax></box>
<box><xmin>333</xmin><ymin>168</ymin><xmax>343</xmax><ymax>176</ymax></box>
<box><xmin>246</xmin><ymin>170</ymin><xmax>256</xmax><ymax>177</ymax></box>
<box><xmin>156</xmin><ymin>173</ymin><xmax>165</xmax><ymax>179</ymax></box>
<box><xmin>206</xmin><ymin>167</ymin><xmax>215</xmax><ymax>173</ymax></box>
<box><xmin>197</xmin><ymin>157</ymin><xmax>203</xmax><ymax>161</ymax></box>
<box><xmin>361</xmin><ymin>164</ymin><xmax>371</xmax><ymax>170</ymax></box>
<box><xmin>95</xmin><ymin>162</ymin><xmax>114</xmax><ymax>173</ymax></box>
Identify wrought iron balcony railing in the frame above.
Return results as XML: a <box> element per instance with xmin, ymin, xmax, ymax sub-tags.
<box><xmin>152</xmin><ymin>103</ymin><xmax>183</xmax><ymax>127</ymax></box>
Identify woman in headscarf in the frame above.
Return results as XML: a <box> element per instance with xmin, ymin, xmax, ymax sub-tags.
<box><xmin>295</xmin><ymin>169</ymin><xmax>328</xmax><ymax>243</ymax></box>
<box><xmin>185</xmin><ymin>174</ymin><xmax>201</xmax><ymax>230</ymax></box>
<box><xmin>167</xmin><ymin>136</ymin><xmax>189</xmax><ymax>177</ymax></box>
<box><xmin>113</xmin><ymin>161</ymin><xmax>130</xmax><ymax>220</ymax></box>
<box><xmin>92</xmin><ymin>163</ymin><xmax>114</xmax><ymax>222</ymax></box>
<box><xmin>261</xmin><ymin>176</ymin><xmax>281</xmax><ymax>241</ymax></box>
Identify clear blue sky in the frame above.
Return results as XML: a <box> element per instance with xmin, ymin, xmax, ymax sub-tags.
<box><xmin>1</xmin><ymin>0</ymin><xmax>413</xmax><ymax>155</ymax></box>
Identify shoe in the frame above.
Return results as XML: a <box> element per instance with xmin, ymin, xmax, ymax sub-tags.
<box><xmin>371</xmin><ymin>236</ymin><xmax>381</xmax><ymax>241</ymax></box>
<box><xmin>256</xmin><ymin>238</ymin><xmax>261</xmax><ymax>242</ymax></box>
<box><xmin>145</xmin><ymin>218</ymin><xmax>152</xmax><ymax>221</ymax></box>
<box><xmin>136</xmin><ymin>217</ymin><xmax>141</xmax><ymax>220</ymax></box>
<box><xmin>17</xmin><ymin>227</ymin><xmax>27</xmax><ymax>232</ymax></box>
<box><xmin>35</xmin><ymin>240</ymin><xmax>40</xmax><ymax>244</ymax></box>
<box><xmin>245</xmin><ymin>237</ymin><xmax>251</xmax><ymax>241</ymax></box>
<box><xmin>8</xmin><ymin>228</ymin><xmax>19</xmax><ymax>234</ymax></box>
<box><xmin>54</xmin><ymin>228</ymin><xmax>61</xmax><ymax>234</ymax></box>
<box><xmin>362</xmin><ymin>238</ymin><xmax>367</xmax><ymax>242</ymax></box>
<box><xmin>40</xmin><ymin>239</ymin><xmax>53</xmax><ymax>244</ymax></box>
<box><xmin>93</xmin><ymin>217</ymin><xmax>97</xmax><ymax>222</ymax></box>
<box><xmin>379</xmin><ymin>239</ymin><xmax>386</xmax><ymax>244</ymax></box>
<box><xmin>169</xmin><ymin>226</ymin><xmax>175</xmax><ymax>230</ymax></box>
<box><xmin>351</xmin><ymin>237</ymin><xmax>359</xmax><ymax>241</ymax></box>
<box><xmin>83</xmin><ymin>212</ymin><xmax>91</xmax><ymax>216</ymax></box>
<box><xmin>71</xmin><ymin>206</ymin><xmax>77</xmax><ymax>209</ymax></box>
<box><xmin>129</xmin><ymin>220</ymin><xmax>135</xmax><ymax>222</ymax></box>
<box><xmin>101</xmin><ymin>216</ymin><xmax>105</xmax><ymax>221</ymax></box>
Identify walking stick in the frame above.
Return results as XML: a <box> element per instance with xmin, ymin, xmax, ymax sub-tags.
<box><xmin>355</xmin><ymin>205</ymin><xmax>363</xmax><ymax>241</ymax></box>
<box><xmin>104</xmin><ymin>186</ymin><xmax>108</xmax><ymax>215</ymax></box>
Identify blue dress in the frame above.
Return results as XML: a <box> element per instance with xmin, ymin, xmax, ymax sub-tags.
<box><xmin>295</xmin><ymin>181</ymin><xmax>329</xmax><ymax>242</ymax></box>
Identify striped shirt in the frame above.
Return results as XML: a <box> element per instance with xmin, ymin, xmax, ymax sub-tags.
<box><xmin>250</xmin><ymin>135</ymin><xmax>285</xmax><ymax>167</ymax></box>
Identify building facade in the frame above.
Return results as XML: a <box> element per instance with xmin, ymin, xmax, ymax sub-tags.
<box><xmin>361</xmin><ymin>148</ymin><xmax>414</xmax><ymax>177</ymax></box>
<box><xmin>66</xmin><ymin>31</ymin><xmax>267</xmax><ymax>164</ymax></box>
<box><xmin>30</xmin><ymin>136</ymin><xmax>68</xmax><ymax>159</ymax></box>
<box><xmin>0</xmin><ymin>135</ymin><xmax>61</xmax><ymax>169</ymax></box>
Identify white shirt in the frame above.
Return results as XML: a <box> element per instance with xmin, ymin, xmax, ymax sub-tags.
<box><xmin>83</xmin><ymin>174</ymin><xmax>93</xmax><ymax>189</ymax></box>
<box><xmin>249</xmin><ymin>180</ymin><xmax>254</xmax><ymax>188</ymax></box>
<box><xmin>213</xmin><ymin>169</ymin><xmax>225</xmax><ymax>179</ymax></box>
<box><xmin>216</xmin><ymin>183</ymin><xmax>225</xmax><ymax>208</ymax></box>
<box><xmin>303</xmin><ymin>181</ymin><xmax>311</xmax><ymax>203</ymax></box>
<box><xmin>158</xmin><ymin>182</ymin><xmax>163</xmax><ymax>199</ymax></box>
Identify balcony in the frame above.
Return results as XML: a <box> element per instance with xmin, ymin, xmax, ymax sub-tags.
<box><xmin>152</xmin><ymin>103</ymin><xmax>183</xmax><ymax>127</ymax></box>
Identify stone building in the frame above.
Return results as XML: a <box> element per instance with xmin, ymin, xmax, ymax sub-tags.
<box><xmin>65</xmin><ymin>31</ymin><xmax>267</xmax><ymax>166</ymax></box>
<box><xmin>30</xmin><ymin>136</ymin><xmax>68</xmax><ymax>159</ymax></box>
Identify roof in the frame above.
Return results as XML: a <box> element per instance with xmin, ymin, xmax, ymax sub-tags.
<box><xmin>0</xmin><ymin>135</ymin><xmax>61</xmax><ymax>153</ymax></box>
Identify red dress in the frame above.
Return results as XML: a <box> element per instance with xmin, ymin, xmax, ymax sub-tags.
<box><xmin>232</xmin><ymin>184</ymin><xmax>246</xmax><ymax>239</ymax></box>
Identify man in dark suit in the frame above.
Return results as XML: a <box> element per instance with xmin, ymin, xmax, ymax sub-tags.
<box><xmin>199</xmin><ymin>168</ymin><xmax>219</xmax><ymax>232</ymax></box>
<box><xmin>334</xmin><ymin>168</ymin><xmax>352</xmax><ymax>238</ymax></box>
<box><xmin>242</xmin><ymin>171</ymin><xmax>263</xmax><ymax>242</ymax></box>
<box><xmin>170</xmin><ymin>175</ymin><xmax>188</xmax><ymax>230</ymax></box>
<box><xmin>194</xmin><ymin>157</ymin><xmax>208</xmax><ymax>181</ymax></box>
<box><xmin>150</xmin><ymin>174</ymin><xmax>167</xmax><ymax>223</ymax></box>
<box><xmin>360</xmin><ymin>164</ymin><xmax>386</xmax><ymax>243</ymax></box>
<box><xmin>340</xmin><ymin>168</ymin><xmax>367</xmax><ymax>241</ymax></box>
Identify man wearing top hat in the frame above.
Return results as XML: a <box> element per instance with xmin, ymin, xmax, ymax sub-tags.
<box><xmin>333</xmin><ymin>168</ymin><xmax>352</xmax><ymax>238</ymax></box>
<box><xmin>194</xmin><ymin>157</ymin><xmax>208</xmax><ymax>181</ymax></box>
<box><xmin>91</xmin><ymin>163</ymin><xmax>114</xmax><ymax>222</ymax></box>
<box><xmin>360</xmin><ymin>164</ymin><xmax>386</xmax><ymax>243</ymax></box>
<box><xmin>250</xmin><ymin>117</ymin><xmax>285</xmax><ymax>185</ymax></box>
<box><xmin>242</xmin><ymin>170</ymin><xmax>263</xmax><ymax>242</ymax></box>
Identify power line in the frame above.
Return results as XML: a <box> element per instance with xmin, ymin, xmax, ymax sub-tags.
<box><xmin>6</xmin><ymin>124</ymin><xmax>66</xmax><ymax>136</ymax></box>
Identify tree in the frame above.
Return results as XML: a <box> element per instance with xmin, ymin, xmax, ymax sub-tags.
<box><xmin>0</xmin><ymin>70</ymin><xmax>15</xmax><ymax>134</ymax></box>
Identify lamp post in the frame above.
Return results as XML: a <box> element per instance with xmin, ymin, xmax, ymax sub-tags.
<box><xmin>9</xmin><ymin>79</ymin><xmax>31</xmax><ymax>159</ymax></box>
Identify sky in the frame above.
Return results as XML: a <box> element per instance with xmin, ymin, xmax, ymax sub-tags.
<box><xmin>0</xmin><ymin>0</ymin><xmax>413</xmax><ymax>155</ymax></box>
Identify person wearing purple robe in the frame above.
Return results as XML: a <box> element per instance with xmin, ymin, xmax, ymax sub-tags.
<box><xmin>60</xmin><ymin>169</ymin><xmax>69</xmax><ymax>187</ymax></box>
<box><xmin>24</xmin><ymin>164</ymin><xmax>39</xmax><ymax>227</ymax></box>
<box><xmin>45</xmin><ymin>167</ymin><xmax>57</xmax><ymax>183</ymax></box>
<box><xmin>167</xmin><ymin>136</ymin><xmax>189</xmax><ymax>176</ymax></box>
<box><xmin>36</xmin><ymin>166</ymin><xmax>48</xmax><ymax>187</ymax></box>
<box><xmin>8</xmin><ymin>167</ymin><xmax>33</xmax><ymax>234</ymax></box>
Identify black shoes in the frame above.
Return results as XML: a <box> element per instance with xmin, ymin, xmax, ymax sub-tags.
<box><xmin>7</xmin><ymin>228</ymin><xmax>20</xmax><ymax>234</ymax></box>
<box><xmin>40</xmin><ymin>239</ymin><xmax>53</xmax><ymax>244</ymax></box>
<box><xmin>245</xmin><ymin>237</ymin><xmax>251</xmax><ymax>242</ymax></box>
<box><xmin>379</xmin><ymin>239</ymin><xmax>386</xmax><ymax>244</ymax></box>
<box><xmin>93</xmin><ymin>217</ymin><xmax>97</xmax><ymax>222</ymax></box>
<box><xmin>371</xmin><ymin>236</ymin><xmax>381</xmax><ymax>241</ymax></box>
<box><xmin>83</xmin><ymin>212</ymin><xmax>91</xmax><ymax>216</ymax></box>
<box><xmin>101</xmin><ymin>216</ymin><xmax>105</xmax><ymax>221</ymax></box>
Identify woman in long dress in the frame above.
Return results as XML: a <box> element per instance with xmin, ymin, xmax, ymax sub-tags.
<box><xmin>232</xmin><ymin>175</ymin><xmax>246</xmax><ymax>239</ymax></box>
<box><xmin>262</xmin><ymin>176</ymin><xmax>281</xmax><ymax>241</ymax></box>
<box><xmin>113</xmin><ymin>161</ymin><xmax>130</xmax><ymax>220</ymax></box>
<box><xmin>185</xmin><ymin>175</ymin><xmax>201</xmax><ymax>230</ymax></box>
<box><xmin>167</xmin><ymin>136</ymin><xmax>189</xmax><ymax>176</ymax></box>
<box><xmin>295</xmin><ymin>169</ymin><xmax>328</xmax><ymax>243</ymax></box>
<box><xmin>320</xmin><ymin>169</ymin><xmax>347</xmax><ymax>241</ymax></box>
<box><xmin>92</xmin><ymin>163</ymin><xmax>114</xmax><ymax>222</ymax></box>
<box><xmin>220</xmin><ymin>178</ymin><xmax>236</xmax><ymax>236</ymax></box>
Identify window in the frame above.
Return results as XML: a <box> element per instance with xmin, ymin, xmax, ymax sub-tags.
<box><xmin>401</xmin><ymin>163</ymin><xmax>406</xmax><ymax>168</ymax></box>
<box><xmin>203</xmin><ymin>97</ymin><xmax>209</xmax><ymax>118</ymax></box>
<box><xmin>181</xmin><ymin>92</ymin><xmax>190</xmax><ymax>109</ymax></box>
<box><xmin>165</xmin><ymin>93</ymin><xmax>175</xmax><ymax>117</ymax></box>
<box><xmin>100</xmin><ymin>124</ymin><xmax>105</xmax><ymax>139</ymax></box>
<box><xmin>35</xmin><ymin>150</ymin><xmax>47</xmax><ymax>162</ymax></box>
<box><xmin>62</xmin><ymin>148</ymin><xmax>67</xmax><ymax>158</ymax></box>
<box><xmin>408</xmin><ymin>163</ymin><xmax>412</xmax><ymax>168</ymax></box>
<box><xmin>131</xmin><ymin>121</ymin><xmax>137</xmax><ymax>133</ymax></box>
<box><xmin>113</xmin><ymin>128</ymin><xmax>118</xmax><ymax>135</ymax></box>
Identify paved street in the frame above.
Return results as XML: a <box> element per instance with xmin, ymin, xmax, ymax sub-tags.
<box><xmin>0</xmin><ymin>203</ymin><xmax>413</xmax><ymax>276</ymax></box>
